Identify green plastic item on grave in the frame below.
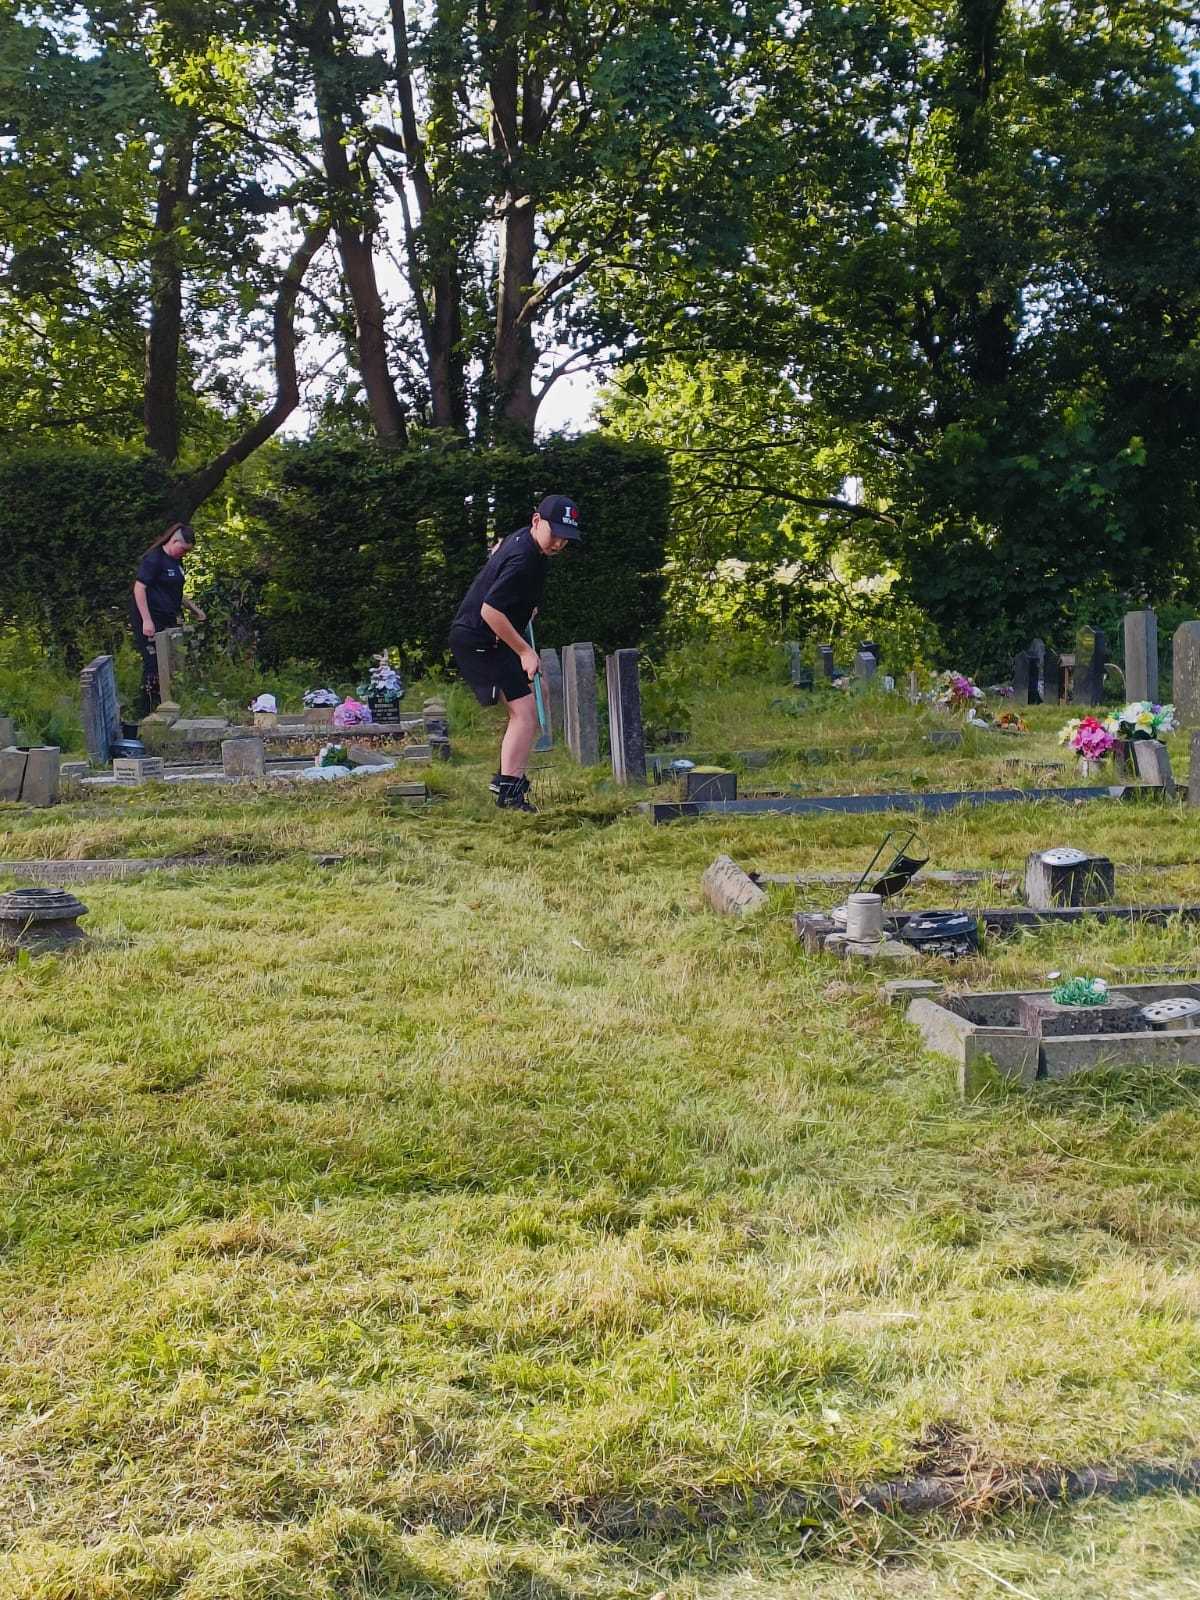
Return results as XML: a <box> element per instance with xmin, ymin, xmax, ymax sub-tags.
<box><xmin>1050</xmin><ymin>977</ymin><xmax>1110</xmax><ymax>1007</ymax></box>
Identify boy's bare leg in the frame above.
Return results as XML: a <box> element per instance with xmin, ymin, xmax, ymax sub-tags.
<box><xmin>499</xmin><ymin>691</ymin><xmax>538</xmax><ymax>778</ymax></box>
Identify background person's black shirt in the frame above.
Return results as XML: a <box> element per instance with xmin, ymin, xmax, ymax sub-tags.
<box><xmin>450</xmin><ymin>528</ymin><xmax>547</xmax><ymax>646</ymax></box>
<box><xmin>131</xmin><ymin>545</ymin><xmax>186</xmax><ymax>626</ymax></box>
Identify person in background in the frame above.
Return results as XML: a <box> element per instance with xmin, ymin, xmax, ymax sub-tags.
<box><xmin>130</xmin><ymin>522</ymin><xmax>206</xmax><ymax>713</ymax></box>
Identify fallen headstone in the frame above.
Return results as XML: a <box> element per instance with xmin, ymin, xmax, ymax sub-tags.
<box><xmin>701</xmin><ymin>855</ymin><xmax>768</xmax><ymax>917</ymax></box>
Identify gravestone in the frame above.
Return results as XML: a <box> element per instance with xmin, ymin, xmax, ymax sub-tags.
<box><xmin>20</xmin><ymin>747</ymin><xmax>60</xmax><ymax>807</ymax></box>
<box><xmin>1024</xmin><ymin>847</ymin><xmax>1114</xmax><ymax>910</ymax></box>
<box><xmin>1011</xmin><ymin>650</ymin><xmax>1034</xmax><ymax>704</ymax></box>
<box><xmin>817</xmin><ymin>645</ymin><xmax>836</xmax><ymax>681</ymax></box>
<box><xmin>0</xmin><ymin>716</ymin><xmax>13</xmax><ymax>747</ymax></box>
<box><xmin>1041</xmin><ymin>646</ymin><xmax>1062</xmax><ymax>705</ymax></box>
<box><xmin>1123</xmin><ymin>609</ymin><xmax>1158</xmax><ymax>703</ymax></box>
<box><xmin>154</xmin><ymin>627</ymin><xmax>189</xmax><ymax>705</ymax></box>
<box><xmin>853</xmin><ymin>651</ymin><xmax>877</xmax><ymax>680</ymax></box>
<box><xmin>222</xmin><ymin>736</ymin><xmax>266</xmax><ymax>780</ymax></box>
<box><xmin>684</xmin><ymin>768</ymin><xmax>737</xmax><ymax>802</ymax></box>
<box><xmin>605</xmin><ymin>649</ymin><xmax>646</xmax><ymax>784</ymax></box>
<box><xmin>1173</xmin><ymin>622</ymin><xmax>1200</xmax><ymax>727</ymax></box>
<box><xmin>541</xmin><ymin>647</ymin><xmax>565</xmax><ymax>741</ymax></box>
<box><xmin>80</xmin><ymin>655</ymin><xmax>121</xmax><ymax>766</ymax></box>
<box><xmin>1190</xmin><ymin>732</ymin><xmax>1200</xmax><ymax>807</ymax></box>
<box><xmin>113</xmin><ymin>756</ymin><xmax>166</xmax><ymax>785</ymax></box>
<box><xmin>1133</xmin><ymin>738</ymin><xmax>1175</xmax><ymax>794</ymax></box>
<box><xmin>907</xmin><ymin>671</ymin><xmax>920</xmax><ymax>703</ymax></box>
<box><xmin>0</xmin><ymin>748</ymin><xmax>26</xmax><ymax>802</ymax></box>
<box><xmin>1070</xmin><ymin>624</ymin><xmax>1107</xmax><ymax>705</ymax></box>
<box><xmin>563</xmin><ymin>643</ymin><xmax>600</xmax><ymax>765</ymax></box>
<box><xmin>784</xmin><ymin>641</ymin><xmax>803</xmax><ymax>684</ymax></box>
<box><xmin>859</xmin><ymin>639</ymin><xmax>881</xmax><ymax>666</ymax></box>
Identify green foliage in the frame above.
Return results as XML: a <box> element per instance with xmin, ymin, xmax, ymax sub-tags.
<box><xmin>0</xmin><ymin>443</ymin><xmax>175</xmax><ymax>663</ymax></box>
<box><xmin>253</xmin><ymin>434</ymin><xmax>669</xmax><ymax>670</ymax></box>
<box><xmin>0</xmin><ymin>630</ymin><xmax>84</xmax><ymax>751</ymax></box>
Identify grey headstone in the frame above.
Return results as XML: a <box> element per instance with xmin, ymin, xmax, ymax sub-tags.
<box><xmin>859</xmin><ymin>639</ymin><xmax>881</xmax><ymax>666</ymax></box>
<box><xmin>0</xmin><ymin>747</ymin><xmax>28</xmax><ymax>803</ymax></box>
<box><xmin>20</xmin><ymin>747</ymin><xmax>60</xmax><ymax>807</ymax></box>
<box><xmin>154</xmin><ymin>627</ymin><xmax>188</xmax><ymax>705</ymax></box>
<box><xmin>1173</xmin><ymin>622</ymin><xmax>1200</xmax><ymax>727</ymax></box>
<box><xmin>907</xmin><ymin>672</ymin><xmax>920</xmax><ymax>703</ymax></box>
<box><xmin>541</xmin><ymin>647</ymin><xmax>564</xmax><ymax>741</ymax></box>
<box><xmin>702</xmin><ymin>855</ymin><xmax>768</xmax><ymax>917</ymax></box>
<box><xmin>1123</xmin><ymin>609</ymin><xmax>1158</xmax><ymax>703</ymax></box>
<box><xmin>817</xmin><ymin>645</ymin><xmax>835</xmax><ymax>680</ymax></box>
<box><xmin>1190</xmin><ymin>731</ymin><xmax>1200</xmax><ymax>807</ymax></box>
<box><xmin>222</xmin><ymin>737</ymin><xmax>265</xmax><ymax>779</ymax></box>
<box><xmin>563</xmin><ymin>642</ymin><xmax>600</xmax><ymax>765</ymax></box>
<box><xmin>1041</xmin><ymin>646</ymin><xmax>1062</xmax><ymax>705</ymax></box>
<box><xmin>1070</xmin><ymin>624</ymin><xmax>1107</xmax><ymax>705</ymax></box>
<box><xmin>1133</xmin><ymin>738</ymin><xmax>1175</xmax><ymax>794</ymax></box>
<box><xmin>853</xmin><ymin>651</ymin><xmax>877</xmax><ymax>680</ymax></box>
<box><xmin>1011</xmin><ymin>651</ymin><xmax>1034</xmax><ymax>704</ymax></box>
<box><xmin>80</xmin><ymin>655</ymin><xmax>121</xmax><ymax>765</ymax></box>
<box><xmin>1024</xmin><ymin>847</ymin><xmax>1114</xmax><ymax>909</ymax></box>
<box><xmin>0</xmin><ymin>716</ymin><xmax>13</xmax><ymax>747</ymax></box>
<box><xmin>605</xmin><ymin>648</ymin><xmax>646</xmax><ymax>784</ymax></box>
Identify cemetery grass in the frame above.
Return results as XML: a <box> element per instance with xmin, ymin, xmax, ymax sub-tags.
<box><xmin>3</xmin><ymin>684</ymin><xmax>1200</xmax><ymax>1595</ymax></box>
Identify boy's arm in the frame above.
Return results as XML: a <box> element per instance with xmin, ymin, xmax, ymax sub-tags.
<box><xmin>480</xmin><ymin>603</ymin><xmax>540</xmax><ymax>678</ymax></box>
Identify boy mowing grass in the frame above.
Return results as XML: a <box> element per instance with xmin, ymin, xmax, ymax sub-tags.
<box><xmin>449</xmin><ymin>494</ymin><xmax>582</xmax><ymax>811</ymax></box>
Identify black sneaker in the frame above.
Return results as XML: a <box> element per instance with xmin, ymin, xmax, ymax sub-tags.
<box><xmin>496</xmin><ymin>775</ymin><xmax>537</xmax><ymax>813</ymax></box>
<box><xmin>488</xmin><ymin>771</ymin><xmax>501</xmax><ymax>794</ymax></box>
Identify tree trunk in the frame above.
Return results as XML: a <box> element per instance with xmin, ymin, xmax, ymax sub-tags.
<box><xmin>144</xmin><ymin>123</ymin><xmax>195</xmax><ymax>464</ymax></box>
<box><xmin>312</xmin><ymin>1</ymin><xmax>408</xmax><ymax>442</ymax></box>
<box><xmin>489</xmin><ymin>0</ymin><xmax>541</xmax><ymax>440</ymax></box>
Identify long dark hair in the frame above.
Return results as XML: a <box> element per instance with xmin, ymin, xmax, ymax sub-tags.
<box><xmin>141</xmin><ymin>521</ymin><xmax>196</xmax><ymax>559</ymax></box>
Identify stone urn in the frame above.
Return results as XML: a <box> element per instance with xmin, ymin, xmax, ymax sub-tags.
<box><xmin>0</xmin><ymin>887</ymin><xmax>89</xmax><ymax>952</ymax></box>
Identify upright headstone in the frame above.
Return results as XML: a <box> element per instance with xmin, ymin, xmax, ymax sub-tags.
<box><xmin>1123</xmin><ymin>609</ymin><xmax>1158</xmax><ymax>703</ymax></box>
<box><xmin>562</xmin><ymin>643</ymin><xmax>600</xmax><ymax>765</ymax></box>
<box><xmin>817</xmin><ymin>645</ymin><xmax>836</xmax><ymax>681</ymax></box>
<box><xmin>0</xmin><ymin>748</ymin><xmax>27</xmax><ymax>802</ymax></box>
<box><xmin>784</xmin><ymin>641</ymin><xmax>803</xmax><ymax>684</ymax></box>
<box><xmin>1173</xmin><ymin>622</ymin><xmax>1200</xmax><ymax>727</ymax></box>
<box><xmin>0</xmin><ymin>716</ymin><xmax>13</xmax><ymax>747</ymax></box>
<box><xmin>1011</xmin><ymin>651</ymin><xmax>1034</xmax><ymax>704</ymax></box>
<box><xmin>541</xmin><ymin>647</ymin><xmax>565</xmax><ymax>741</ymax></box>
<box><xmin>154</xmin><ymin>627</ymin><xmax>188</xmax><ymax>706</ymax></box>
<box><xmin>853</xmin><ymin>651</ymin><xmax>877</xmax><ymax>680</ymax></box>
<box><xmin>222</xmin><ymin>736</ymin><xmax>266</xmax><ymax>780</ymax></box>
<box><xmin>605</xmin><ymin>649</ymin><xmax>646</xmax><ymax>784</ymax></box>
<box><xmin>859</xmin><ymin>639</ymin><xmax>881</xmax><ymax>667</ymax></box>
<box><xmin>1070</xmin><ymin>624</ymin><xmax>1107</xmax><ymax>705</ymax></box>
<box><xmin>1041</xmin><ymin>646</ymin><xmax>1062</xmax><ymax>706</ymax></box>
<box><xmin>21</xmin><ymin>747</ymin><xmax>60</xmax><ymax>807</ymax></box>
<box><xmin>80</xmin><ymin>655</ymin><xmax>121</xmax><ymax>766</ymax></box>
<box><xmin>1134</xmin><ymin>738</ymin><xmax>1175</xmax><ymax>794</ymax></box>
<box><xmin>907</xmin><ymin>671</ymin><xmax>920</xmax><ymax>703</ymax></box>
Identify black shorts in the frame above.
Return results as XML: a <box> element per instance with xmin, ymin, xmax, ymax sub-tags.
<box><xmin>449</xmin><ymin>629</ymin><xmax>531</xmax><ymax>705</ymax></box>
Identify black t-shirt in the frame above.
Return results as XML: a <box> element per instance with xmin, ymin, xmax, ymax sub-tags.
<box><xmin>131</xmin><ymin>545</ymin><xmax>186</xmax><ymax>625</ymax></box>
<box><xmin>450</xmin><ymin>528</ymin><xmax>547</xmax><ymax>646</ymax></box>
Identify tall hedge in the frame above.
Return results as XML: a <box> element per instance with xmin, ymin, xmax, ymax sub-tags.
<box><xmin>0</xmin><ymin>445</ymin><xmax>175</xmax><ymax>663</ymax></box>
<box><xmin>253</xmin><ymin>433</ymin><xmax>670</xmax><ymax>670</ymax></box>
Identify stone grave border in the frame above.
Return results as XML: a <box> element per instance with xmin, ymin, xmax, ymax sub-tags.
<box><xmin>904</xmin><ymin>981</ymin><xmax>1200</xmax><ymax>1094</ymax></box>
<box><xmin>644</xmin><ymin>784</ymin><xmax>1136</xmax><ymax>824</ymax></box>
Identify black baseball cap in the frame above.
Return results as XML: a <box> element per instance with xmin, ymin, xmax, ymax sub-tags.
<box><xmin>537</xmin><ymin>493</ymin><xmax>582</xmax><ymax>541</ymax></box>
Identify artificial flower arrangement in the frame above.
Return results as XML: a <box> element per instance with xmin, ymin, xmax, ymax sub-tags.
<box><xmin>332</xmin><ymin>697</ymin><xmax>373</xmax><ymax>729</ymax></box>
<box><xmin>996</xmin><ymin>710</ymin><xmax>1027</xmax><ymax>733</ymax></box>
<box><xmin>304</xmin><ymin>687</ymin><xmax>340</xmax><ymax>708</ymax></box>
<box><xmin>317</xmin><ymin>743</ymin><xmax>349</xmax><ymax>768</ymax></box>
<box><xmin>359</xmin><ymin>651</ymin><xmax>406</xmax><ymax>708</ymax></box>
<box><xmin>1051</xmin><ymin>976</ymin><xmax>1109</xmax><ymax>1007</ymax></box>
<box><xmin>931</xmin><ymin>670</ymin><xmax>984</xmax><ymax>712</ymax></box>
<box><xmin>1105</xmin><ymin>701</ymin><xmax>1176</xmax><ymax>742</ymax></box>
<box><xmin>1058</xmin><ymin>715</ymin><xmax>1115</xmax><ymax>762</ymax></box>
<box><xmin>249</xmin><ymin>692</ymin><xmax>277</xmax><ymax>714</ymax></box>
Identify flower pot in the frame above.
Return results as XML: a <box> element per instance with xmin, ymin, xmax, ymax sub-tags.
<box><xmin>1078</xmin><ymin>756</ymin><xmax>1099</xmax><ymax>779</ymax></box>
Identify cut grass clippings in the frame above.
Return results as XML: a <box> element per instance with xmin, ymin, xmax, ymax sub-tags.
<box><xmin>2</xmin><ymin>678</ymin><xmax>1200</xmax><ymax>1596</ymax></box>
